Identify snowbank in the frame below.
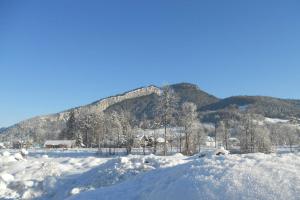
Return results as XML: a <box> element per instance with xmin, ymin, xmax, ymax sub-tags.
<box><xmin>0</xmin><ymin>151</ymin><xmax>109</xmax><ymax>199</ymax></box>
<box><xmin>0</xmin><ymin>149</ymin><xmax>299</xmax><ymax>200</ymax></box>
<box><xmin>69</xmin><ymin>153</ymin><xmax>300</xmax><ymax>200</ymax></box>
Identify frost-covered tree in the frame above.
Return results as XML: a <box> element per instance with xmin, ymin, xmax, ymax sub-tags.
<box><xmin>150</xmin><ymin>121</ymin><xmax>160</xmax><ymax>154</ymax></box>
<box><xmin>75</xmin><ymin>112</ymin><xmax>105</xmax><ymax>148</ymax></box>
<box><xmin>180</xmin><ymin>102</ymin><xmax>198</xmax><ymax>155</ymax></box>
<box><xmin>156</xmin><ymin>85</ymin><xmax>178</xmax><ymax>156</ymax></box>
<box><xmin>119</xmin><ymin>110</ymin><xmax>134</xmax><ymax>154</ymax></box>
<box><xmin>238</xmin><ymin>113</ymin><xmax>272</xmax><ymax>153</ymax></box>
<box><xmin>60</xmin><ymin>110</ymin><xmax>77</xmax><ymax>140</ymax></box>
<box><xmin>75</xmin><ymin>132</ymin><xmax>83</xmax><ymax>147</ymax></box>
<box><xmin>268</xmin><ymin>123</ymin><xmax>282</xmax><ymax>147</ymax></box>
<box><xmin>194</xmin><ymin>122</ymin><xmax>206</xmax><ymax>153</ymax></box>
<box><xmin>78</xmin><ymin>114</ymin><xmax>94</xmax><ymax>147</ymax></box>
<box><xmin>213</xmin><ymin>115</ymin><xmax>221</xmax><ymax>148</ymax></box>
<box><xmin>280</xmin><ymin>124</ymin><xmax>299</xmax><ymax>152</ymax></box>
<box><xmin>109</xmin><ymin>109</ymin><xmax>134</xmax><ymax>154</ymax></box>
<box><xmin>254</xmin><ymin>125</ymin><xmax>272</xmax><ymax>153</ymax></box>
<box><xmin>239</xmin><ymin>113</ymin><xmax>254</xmax><ymax>153</ymax></box>
<box><xmin>222</xmin><ymin>120</ymin><xmax>232</xmax><ymax>150</ymax></box>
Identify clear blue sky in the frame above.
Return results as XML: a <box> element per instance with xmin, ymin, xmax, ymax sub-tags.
<box><xmin>0</xmin><ymin>0</ymin><xmax>300</xmax><ymax>127</ymax></box>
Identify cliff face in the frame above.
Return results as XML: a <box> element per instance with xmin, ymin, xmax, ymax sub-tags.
<box><xmin>78</xmin><ymin>86</ymin><xmax>161</xmax><ymax>113</ymax></box>
<box><xmin>0</xmin><ymin>86</ymin><xmax>161</xmax><ymax>140</ymax></box>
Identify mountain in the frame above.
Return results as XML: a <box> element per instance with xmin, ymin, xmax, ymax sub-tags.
<box><xmin>105</xmin><ymin>83</ymin><xmax>219</xmax><ymax>122</ymax></box>
<box><xmin>201</xmin><ymin>96</ymin><xmax>300</xmax><ymax>119</ymax></box>
<box><xmin>1</xmin><ymin>82</ymin><xmax>299</xmax><ymax>142</ymax></box>
<box><xmin>0</xmin><ymin>85</ymin><xmax>161</xmax><ymax>140</ymax></box>
<box><xmin>0</xmin><ymin>127</ymin><xmax>6</xmax><ymax>133</ymax></box>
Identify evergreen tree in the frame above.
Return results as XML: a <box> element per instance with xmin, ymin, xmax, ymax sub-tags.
<box><xmin>75</xmin><ymin>132</ymin><xmax>83</xmax><ymax>147</ymax></box>
<box><xmin>60</xmin><ymin>110</ymin><xmax>77</xmax><ymax>140</ymax></box>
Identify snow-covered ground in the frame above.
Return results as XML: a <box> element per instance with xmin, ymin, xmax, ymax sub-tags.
<box><xmin>264</xmin><ymin>117</ymin><xmax>290</xmax><ymax>124</ymax></box>
<box><xmin>0</xmin><ymin>149</ymin><xmax>299</xmax><ymax>200</ymax></box>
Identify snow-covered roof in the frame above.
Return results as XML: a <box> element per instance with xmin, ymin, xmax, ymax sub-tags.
<box><xmin>44</xmin><ymin>140</ymin><xmax>75</xmax><ymax>146</ymax></box>
<box><xmin>0</xmin><ymin>143</ymin><xmax>5</xmax><ymax>148</ymax></box>
<box><xmin>206</xmin><ymin>136</ymin><xmax>215</xmax><ymax>142</ymax></box>
<box><xmin>156</xmin><ymin>137</ymin><xmax>165</xmax><ymax>143</ymax></box>
<box><xmin>264</xmin><ymin>117</ymin><xmax>289</xmax><ymax>124</ymax></box>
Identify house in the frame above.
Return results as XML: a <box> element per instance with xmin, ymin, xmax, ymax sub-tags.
<box><xmin>228</xmin><ymin>137</ymin><xmax>240</xmax><ymax>147</ymax></box>
<box><xmin>44</xmin><ymin>140</ymin><xmax>76</xmax><ymax>148</ymax></box>
<box><xmin>0</xmin><ymin>142</ymin><xmax>6</xmax><ymax>149</ymax></box>
<box><xmin>205</xmin><ymin>136</ymin><xmax>216</xmax><ymax>147</ymax></box>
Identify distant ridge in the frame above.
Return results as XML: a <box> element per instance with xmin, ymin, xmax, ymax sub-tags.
<box><xmin>1</xmin><ymin>82</ymin><xmax>300</xmax><ymax>141</ymax></box>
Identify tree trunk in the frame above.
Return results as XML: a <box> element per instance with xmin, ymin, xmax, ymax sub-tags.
<box><xmin>164</xmin><ymin>123</ymin><xmax>167</xmax><ymax>156</ymax></box>
<box><xmin>214</xmin><ymin>124</ymin><xmax>217</xmax><ymax>148</ymax></box>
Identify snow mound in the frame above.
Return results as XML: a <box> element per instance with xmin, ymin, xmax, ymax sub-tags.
<box><xmin>0</xmin><ymin>173</ymin><xmax>14</xmax><ymax>183</ymax></box>
<box><xmin>2</xmin><ymin>151</ymin><xmax>10</xmax><ymax>157</ymax></box>
<box><xmin>14</xmin><ymin>152</ymin><xmax>24</xmax><ymax>160</ymax></box>
<box><xmin>214</xmin><ymin>147</ymin><xmax>230</xmax><ymax>155</ymax></box>
<box><xmin>20</xmin><ymin>148</ymin><xmax>29</xmax><ymax>157</ymax></box>
<box><xmin>42</xmin><ymin>154</ymin><xmax>49</xmax><ymax>159</ymax></box>
<box><xmin>69</xmin><ymin>153</ymin><xmax>300</xmax><ymax>200</ymax></box>
<box><xmin>47</xmin><ymin>154</ymin><xmax>187</xmax><ymax>199</ymax></box>
<box><xmin>0</xmin><ymin>151</ymin><xmax>109</xmax><ymax>199</ymax></box>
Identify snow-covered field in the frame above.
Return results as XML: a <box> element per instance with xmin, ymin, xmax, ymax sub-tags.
<box><xmin>0</xmin><ymin>149</ymin><xmax>299</xmax><ymax>200</ymax></box>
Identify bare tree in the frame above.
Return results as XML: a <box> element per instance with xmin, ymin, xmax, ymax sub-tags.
<box><xmin>254</xmin><ymin>125</ymin><xmax>272</xmax><ymax>153</ymax></box>
<box><xmin>213</xmin><ymin>115</ymin><xmax>220</xmax><ymax>148</ymax></box>
<box><xmin>113</xmin><ymin>109</ymin><xmax>134</xmax><ymax>154</ymax></box>
<box><xmin>223</xmin><ymin>120</ymin><xmax>231</xmax><ymax>150</ymax></box>
<box><xmin>238</xmin><ymin>113</ymin><xmax>272</xmax><ymax>153</ymax></box>
<box><xmin>239</xmin><ymin>113</ymin><xmax>254</xmax><ymax>153</ymax></box>
<box><xmin>280</xmin><ymin>124</ymin><xmax>299</xmax><ymax>152</ymax></box>
<box><xmin>180</xmin><ymin>102</ymin><xmax>198</xmax><ymax>155</ymax></box>
<box><xmin>195</xmin><ymin>122</ymin><xmax>206</xmax><ymax>153</ymax></box>
<box><xmin>156</xmin><ymin>85</ymin><xmax>178</xmax><ymax>156</ymax></box>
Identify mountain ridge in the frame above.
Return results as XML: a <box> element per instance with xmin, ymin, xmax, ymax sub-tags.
<box><xmin>1</xmin><ymin>82</ymin><xmax>300</xmax><ymax>141</ymax></box>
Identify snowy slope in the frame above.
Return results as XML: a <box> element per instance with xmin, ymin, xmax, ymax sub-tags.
<box><xmin>0</xmin><ymin>150</ymin><xmax>299</xmax><ymax>200</ymax></box>
<box><xmin>69</xmin><ymin>153</ymin><xmax>300</xmax><ymax>200</ymax></box>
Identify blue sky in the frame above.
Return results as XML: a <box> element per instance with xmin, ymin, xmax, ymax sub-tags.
<box><xmin>0</xmin><ymin>0</ymin><xmax>300</xmax><ymax>127</ymax></box>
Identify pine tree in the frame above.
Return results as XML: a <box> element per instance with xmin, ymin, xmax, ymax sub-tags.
<box><xmin>75</xmin><ymin>132</ymin><xmax>83</xmax><ymax>147</ymax></box>
<box><xmin>60</xmin><ymin>110</ymin><xmax>77</xmax><ymax>140</ymax></box>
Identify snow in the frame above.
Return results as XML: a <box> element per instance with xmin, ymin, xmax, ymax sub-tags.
<box><xmin>21</xmin><ymin>148</ymin><xmax>29</xmax><ymax>156</ymax></box>
<box><xmin>265</xmin><ymin>117</ymin><xmax>290</xmax><ymax>124</ymax></box>
<box><xmin>0</xmin><ymin>173</ymin><xmax>14</xmax><ymax>183</ymax></box>
<box><xmin>238</xmin><ymin>105</ymin><xmax>249</xmax><ymax>111</ymax></box>
<box><xmin>0</xmin><ymin>149</ymin><xmax>299</xmax><ymax>200</ymax></box>
<box><xmin>44</xmin><ymin>140</ymin><xmax>75</xmax><ymax>147</ymax></box>
<box><xmin>70</xmin><ymin>153</ymin><xmax>300</xmax><ymax>200</ymax></box>
<box><xmin>0</xmin><ymin>143</ymin><xmax>6</xmax><ymax>149</ymax></box>
<box><xmin>156</xmin><ymin>137</ymin><xmax>165</xmax><ymax>143</ymax></box>
<box><xmin>14</xmin><ymin>152</ymin><xmax>24</xmax><ymax>160</ymax></box>
<box><xmin>214</xmin><ymin>147</ymin><xmax>230</xmax><ymax>155</ymax></box>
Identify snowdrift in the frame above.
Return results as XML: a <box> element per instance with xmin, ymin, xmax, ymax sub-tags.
<box><xmin>69</xmin><ymin>153</ymin><xmax>300</xmax><ymax>200</ymax></box>
<box><xmin>0</xmin><ymin>149</ymin><xmax>299</xmax><ymax>200</ymax></box>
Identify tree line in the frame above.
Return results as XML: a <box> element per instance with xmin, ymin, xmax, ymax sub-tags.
<box><xmin>58</xmin><ymin>85</ymin><xmax>300</xmax><ymax>155</ymax></box>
